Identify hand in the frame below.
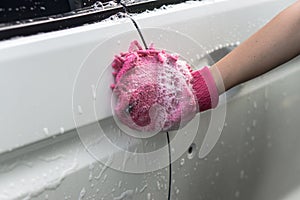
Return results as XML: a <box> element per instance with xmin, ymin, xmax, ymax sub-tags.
<box><xmin>111</xmin><ymin>41</ymin><xmax>219</xmax><ymax>132</ymax></box>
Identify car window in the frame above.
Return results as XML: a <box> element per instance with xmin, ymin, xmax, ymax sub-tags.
<box><xmin>0</xmin><ymin>0</ymin><xmax>112</xmax><ymax>24</ymax></box>
<box><xmin>0</xmin><ymin>0</ymin><xmax>188</xmax><ymax>40</ymax></box>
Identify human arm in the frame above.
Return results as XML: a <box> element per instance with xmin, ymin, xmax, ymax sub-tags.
<box><xmin>210</xmin><ymin>0</ymin><xmax>300</xmax><ymax>93</ymax></box>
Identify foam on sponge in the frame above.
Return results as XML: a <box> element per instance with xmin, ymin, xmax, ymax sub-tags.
<box><xmin>111</xmin><ymin>41</ymin><xmax>197</xmax><ymax>132</ymax></box>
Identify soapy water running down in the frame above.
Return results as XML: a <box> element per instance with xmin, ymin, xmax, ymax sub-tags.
<box><xmin>72</xmin><ymin>28</ymin><xmax>227</xmax><ymax>173</ymax></box>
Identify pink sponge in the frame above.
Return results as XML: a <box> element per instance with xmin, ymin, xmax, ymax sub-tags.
<box><xmin>111</xmin><ymin>41</ymin><xmax>218</xmax><ymax>132</ymax></box>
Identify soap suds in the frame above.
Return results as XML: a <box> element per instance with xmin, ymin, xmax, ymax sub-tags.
<box><xmin>111</xmin><ymin>41</ymin><xmax>197</xmax><ymax>132</ymax></box>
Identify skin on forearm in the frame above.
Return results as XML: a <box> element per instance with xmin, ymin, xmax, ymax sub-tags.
<box><xmin>212</xmin><ymin>0</ymin><xmax>300</xmax><ymax>93</ymax></box>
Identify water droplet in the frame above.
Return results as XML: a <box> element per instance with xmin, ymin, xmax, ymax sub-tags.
<box><xmin>43</xmin><ymin>128</ymin><xmax>49</xmax><ymax>136</ymax></box>
<box><xmin>147</xmin><ymin>193</ymin><xmax>151</xmax><ymax>200</ymax></box>
<box><xmin>88</xmin><ymin>166</ymin><xmax>93</xmax><ymax>181</ymax></box>
<box><xmin>95</xmin><ymin>155</ymin><xmax>113</xmax><ymax>180</ymax></box>
<box><xmin>235</xmin><ymin>190</ymin><xmax>240</xmax><ymax>198</ymax></box>
<box><xmin>79</xmin><ymin>187</ymin><xmax>86</xmax><ymax>200</ymax></box>
<box><xmin>251</xmin><ymin>136</ymin><xmax>255</xmax><ymax>141</ymax></box>
<box><xmin>240</xmin><ymin>170</ymin><xmax>245</xmax><ymax>179</ymax></box>
<box><xmin>139</xmin><ymin>184</ymin><xmax>148</xmax><ymax>193</ymax></box>
<box><xmin>171</xmin><ymin>148</ymin><xmax>175</xmax><ymax>154</ymax></box>
<box><xmin>60</xmin><ymin>127</ymin><xmax>65</xmax><ymax>134</ymax></box>
<box><xmin>246</xmin><ymin>127</ymin><xmax>251</xmax><ymax>133</ymax></box>
<box><xmin>91</xmin><ymin>84</ymin><xmax>96</xmax><ymax>100</ymax></box>
<box><xmin>77</xmin><ymin>105</ymin><xmax>83</xmax><ymax>115</ymax></box>
<box><xmin>102</xmin><ymin>174</ymin><xmax>107</xmax><ymax>182</ymax></box>
<box><xmin>253</xmin><ymin>101</ymin><xmax>257</xmax><ymax>109</ymax></box>
<box><xmin>180</xmin><ymin>158</ymin><xmax>185</xmax><ymax>166</ymax></box>
<box><xmin>93</xmin><ymin>1</ymin><xmax>104</xmax><ymax>9</ymax></box>
<box><xmin>161</xmin><ymin>5</ymin><xmax>168</xmax><ymax>9</ymax></box>
<box><xmin>252</xmin><ymin>120</ymin><xmax>257</xmax><ymax>127</ymax></box>
<box><xmin>113</xmin><ymin>190</ymin><xmax>133</xmax><ymax>200</ymax></box>
<box><xmin>157</xmin><ymin>180</ymin><xmax>161</xmax><ymax>190</ymax></box>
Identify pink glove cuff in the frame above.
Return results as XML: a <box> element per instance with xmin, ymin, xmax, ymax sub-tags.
<box><xmin>191</xmin><ymin>67</ymin><xmax>219</xmax><ymax>111</ymax></box>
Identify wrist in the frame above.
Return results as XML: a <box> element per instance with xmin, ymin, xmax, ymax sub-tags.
<box><xmin>191</xmin><ymin>66</ymin><xmax>220</xmax><ymax>111</ymax></box>
<box><xmin>210</xmin><ymin>65</ymin><xmax>225</xmax><ymax>95</ymax></box>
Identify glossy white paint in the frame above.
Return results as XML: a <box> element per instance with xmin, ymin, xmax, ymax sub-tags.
<box><xmin>0</xmin><ymin>0</ymin><xmax>293</xmax><ymax>154</ymax></box>
<box><xmin>0</xmin><ymin>0</ymin><xmax>299</xmax><ymax>199</ymax></box>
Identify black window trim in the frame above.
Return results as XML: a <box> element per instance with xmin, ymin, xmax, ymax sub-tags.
<box><xmin>0</xmin><ymin>0</ymin><xmax>191</xmax><ymax>41</ymax></box>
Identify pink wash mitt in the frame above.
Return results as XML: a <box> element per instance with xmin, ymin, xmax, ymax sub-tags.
<box><xmin>111</xmin><ymin>41</ymin><xmax>219</xmax><ymax>132</ymax></box>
